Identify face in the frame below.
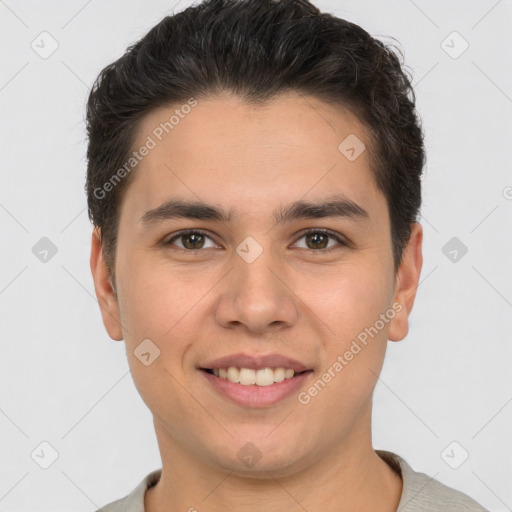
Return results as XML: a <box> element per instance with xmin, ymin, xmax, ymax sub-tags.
<box><xmin>91</xmin><ymin>92</ymin><xmax>422</xmax><ymax>477</ymax></box>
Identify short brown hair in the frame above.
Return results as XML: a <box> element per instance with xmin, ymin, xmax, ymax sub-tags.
<box><xmin>86</xmin><ymin>0</ymin><xmax>425</xmax><ymax>283</ymax></box>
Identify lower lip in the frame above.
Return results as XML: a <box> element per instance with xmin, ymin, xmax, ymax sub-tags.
<box><xmin>200</xmin><ymin>370</ymin><xmax>313</xmax><ymax>407</ymax></box>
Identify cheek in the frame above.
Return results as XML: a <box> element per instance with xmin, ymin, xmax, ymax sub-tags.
<box><xmin>295</xmin><ymin>264</ymin><xmax>392</xmax><ymax>432</ymax></box>
<box><xmin>115</xmin><ymin>259</ymin><xmax>201</xmax><ymax>418</ymax></box>
<box><xmin>115</xmin><ymin>255</ymin><xmax>219</xmax><ymax>389</ymax></box>
<box><xmin>298</xmin><ymin>259</ymin><xmax>394</xmax><ymax>340</ymax></box>
<box><xmin>116</xmin><ymin>255</ymin><xmax>205</xmax><ymax>342</ymax></box>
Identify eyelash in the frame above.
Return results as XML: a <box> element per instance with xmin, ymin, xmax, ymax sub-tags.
<box><xmin>164</xmin><ymin>228</ymin><xmax>347</xmax><ymax>253</ymax></box>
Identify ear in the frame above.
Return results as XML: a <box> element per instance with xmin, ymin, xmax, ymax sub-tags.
<box><xmin>90</xmin><ymin>228</ymin><xmax>124</xmax><ymax>341</ymax></box>
<box><xmin>388</xmin><ymin>222</ymin><xmax>423</xmax><ymax>342</ymax></box>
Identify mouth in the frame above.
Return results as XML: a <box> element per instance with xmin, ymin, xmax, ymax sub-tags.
<box><xmin>199</xmin><ymin>366</ymin><xmax>314</xmax><ymax>407</ymax></box>
<box><xmin>200</xmin><ymin>367</ymin><xmax>313</xmax><ymax>386</ymax></box>
<box><xmin>198</xmin><ymin>353</ymin><xmax>314</xmax><ymax>406</ymax></box>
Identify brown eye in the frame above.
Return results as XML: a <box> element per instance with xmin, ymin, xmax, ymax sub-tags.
<box><xmin>294</xmin><ymin>229</ymin><xmax>346</xmax><ymax>251</ymax></box>
<box><xmin>181</xmin><ymin>233</ymin><xmax>205</xmax><ymax>249</ymax></box>
<box><xmin>304</xmin><ymin>232</ymin><xmax>329</xmax><ymax>249</ymax></box>
<box><xmin>166</xmin><ymin>230</ymin><xmax>216</xmax><ymax>250</ymax></box>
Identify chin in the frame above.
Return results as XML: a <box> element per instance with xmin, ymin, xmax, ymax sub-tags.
<box><xmin>205</xmin><ymin>435</ymin><xmax>313</xmax><ymax>478</ymax></box>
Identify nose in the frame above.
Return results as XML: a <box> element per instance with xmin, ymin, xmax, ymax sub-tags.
<box><xmin>214</xmin><ymin>244</ymin><xmax>299</xmax><ymax>335</ymax></box>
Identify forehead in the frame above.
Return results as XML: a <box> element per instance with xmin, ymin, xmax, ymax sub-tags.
<box><xmin>123</xmin><ymin>92</ymin><xmax>383</xmax><ymax>221</ymax></box>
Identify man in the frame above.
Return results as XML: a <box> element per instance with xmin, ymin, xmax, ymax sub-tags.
<box><xmin>87</xmin><ymin>0</ymin><xmax>488</xmax><ymax>510</ymax></box>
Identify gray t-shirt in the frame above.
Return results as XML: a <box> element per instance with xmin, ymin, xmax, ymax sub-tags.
<box><xmin>96</xmin><ymin>450</ymin><xmax>488</xmax><ymax>511</ymax></box>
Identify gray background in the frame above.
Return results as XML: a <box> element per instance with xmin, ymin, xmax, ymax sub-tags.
<box><xmin>1</xmin><ymin>0</ymin><xmax>511</xmax><ymax>510</ymax></box>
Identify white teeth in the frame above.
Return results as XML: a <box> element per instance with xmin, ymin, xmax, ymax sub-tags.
<box><xmin>273</xmin><ymin>367</ymin><xmax>285</xmax><ymax>383</ymax></box>
<box><xmin>239</xmin><ymin>368</ymin><xmax>256</xmax><ymax>385</ymax></box>
<box><xmin>255</xmin><ymin>368</ymin><xmax>274</xmax><ymax>386</ymax></box>
<box><xmin>212</xmin><ymin>366</ymin><xmax>297</xmax><ymax>386</ymax></box>
<box><xmin>227</xmin><ymin>366</ymin><xmax>240</xmax><ymax>383</ymax></box>
<box><xmin>284</xmin><ymin>368</ymin><xmax>294</xmax><ymax>379</ymax></box>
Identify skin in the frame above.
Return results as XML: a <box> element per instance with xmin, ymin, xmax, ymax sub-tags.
<box><xmin>90</xmin><ymin>91</ymin><xmax>423</xmax><ymax>512</ymax></box>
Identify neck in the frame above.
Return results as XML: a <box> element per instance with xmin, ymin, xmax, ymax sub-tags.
<box><xmin>145</xmin><ymin>415</ymin><xmax>402</xmax><ymax>512</ymax></box>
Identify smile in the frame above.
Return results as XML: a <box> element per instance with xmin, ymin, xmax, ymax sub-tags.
<box><xmin>202</xmin><ymin>366</ymin><xmax>302</xmax><ymax>386</ymax></box>
<box><xmin>200</xmin><ymin>367</ymin><xmax>313</xmax><ymax>407</ymax></box>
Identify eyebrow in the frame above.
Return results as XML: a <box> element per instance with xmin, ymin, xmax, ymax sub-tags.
<box><xmin>139</xmin><ymin>194</ymin><xmax>369</xmax><ymax>227</ymax></box>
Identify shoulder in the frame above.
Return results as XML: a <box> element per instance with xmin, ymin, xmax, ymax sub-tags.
<box><xmin>95</xmin><ymin>457</ymin><xmax>489</xmax><ymax>512</ymax></box>
<box><xmin>95</xmin><ymin>469</ymin><xmax>162</xmax><ymax>512</ymax></box>
<box><xmin>377</xmin><ymin>450</ymin><xmax>489</xmax><ymax>512</ymax></box>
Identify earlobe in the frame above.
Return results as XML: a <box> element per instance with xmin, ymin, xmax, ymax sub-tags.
<box><xmin>388</xmin><ymin>223</ymin><xmax>423</xmax><ymax>342</ymax></box>
<box><xmin>90</xmin><ymin>228</ymin><xmax>124</xmax><ymax>341</ymax></box>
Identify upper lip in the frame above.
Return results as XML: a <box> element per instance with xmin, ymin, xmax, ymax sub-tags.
<box><xmin>199</xmin><ymin>353</ymin><xmax>311</xmax><ymax>373</ymax></box>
